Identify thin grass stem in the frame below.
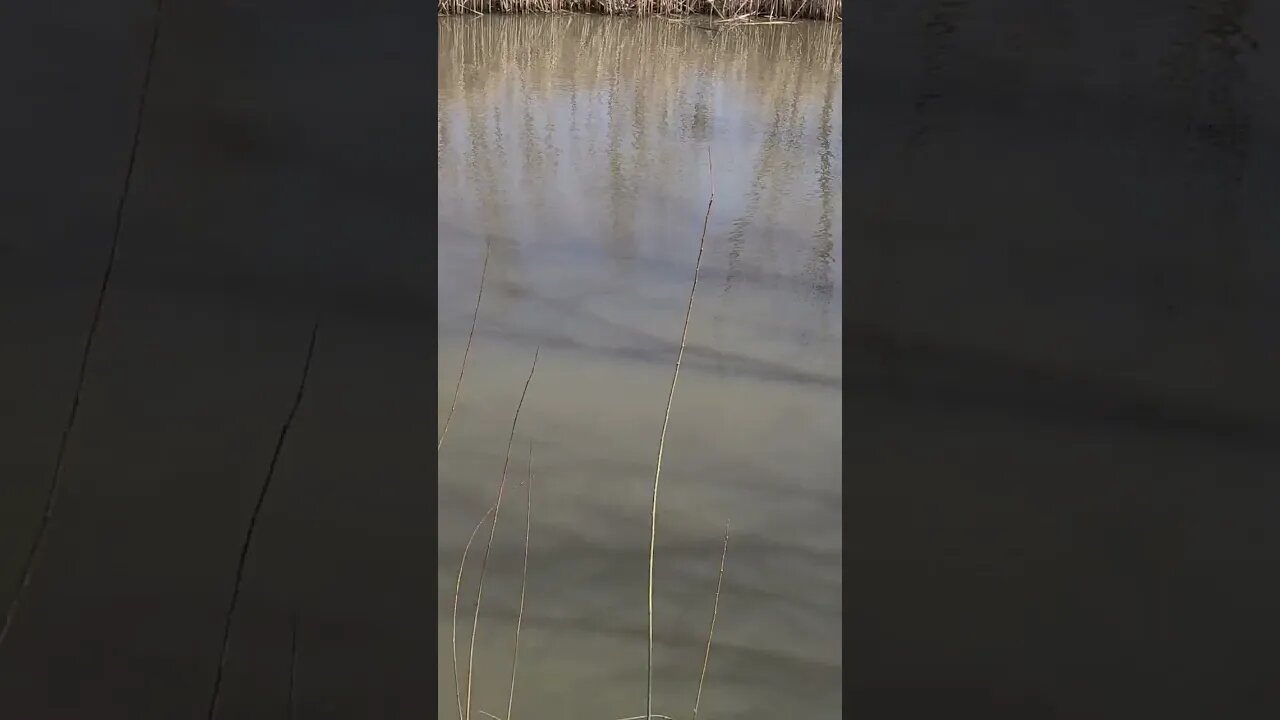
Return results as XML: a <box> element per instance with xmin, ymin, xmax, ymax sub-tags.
<box><xmin>440</xmin><ymin>239</ymin><xmax>492</xmax><ymax>452</ymax></box>
<box><xmin>287</xmin><ymin>611</ymin><xmax>299</xmax><ymax>719</ymax></box>
<box><xmin>454</xmin><ymin>505</ymin><xmax>496</xmax><ymax>720</ymax></box>
<box><xmin>207</xmin><ymin>322</ymin><xmax>320</xmax><ymax>720</ymax></box>
<box><xmin>506</xmin><ymin>441</ymin><xmax>535</xmax><ymax>720</ymax></box>
<box><xmin>466</xmin><ymin>348</ymin><xmax>541</xmax><ymax>720</ymax></box>
<box><xmin>647</xmin><ymin>148</ymin><xmax>715</xmax><ymax>720</ymax></box>
<box><xmin>692</xmin><ymin>520</ymin><xmax>730</xmax><ymax>720</ymax></box>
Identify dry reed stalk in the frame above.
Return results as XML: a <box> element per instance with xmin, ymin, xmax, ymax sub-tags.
<box><xmin>207</xmin><ymin>322</ymin><xmax>320</xmax><ymax>720</ymax></box>
<box><xmin>453</xmin><ymin>469</ymin><xmax>534</xmax><ymax>720</ymax></box>
<box><xmin>505</xmin><ymin>442</ymin><xmax>535</xmax><ymax>720</ymax></box>
<box><xmin>287</xmin><ymin>611</ymin><xmax>299</xmax><ymax>719</ymax></box>
<box><xmin>730</xmin><ymin>18</ymin><xmax>797</xmax><ymax>24</ymax></box>
<box><xmin>481</xmin><ymin>707</ymin><xmax>680</xmax><ymax>712</ymax></box>
<box><xmin>646</xmin><ymin>147</ymin><xmax>715</xmax><ymax>720</ymax></box>
<box><xmin>691</xmin><ymin>520</ymin><xmax>730</xmax><ymax>720</ymax></box>
<box><xmin>0</xmin><ymin>0</ymin><xmax>166</xmax><ymax>653</ymax></box>
<box><xmin>440</xmin><ymin>239</ymin><xmax>493</xmax><ymax>452</ymax></box>
<box><xmin>466</xmin><ymin>348</ymin><xmax>541</xmax><ymax>720</ymax></box>
<box><xmin>454</xmin><ymin>505</ymin><xmax>497</xmax><ymax>720</ymax></box>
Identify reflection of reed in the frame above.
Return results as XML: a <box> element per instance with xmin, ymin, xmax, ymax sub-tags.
<box><xmin>721</xmin><ymin>83</ymin><xmax>805</xmax><ymax>290</ymax></box>
<box><xmin>438</xmin><ymin>16</ymin><xmax>840</xmax><ymax>301</ymax></box>
<box><xmin>453</xmin><ymin>38</ymin><xmax>527</xmax><ymax>304</ymax></box>
<box><xmin>804</xmin><ymin>69</ymin><xmax>838</xmax><ymax>305</ymax></box>
<box><xmin>1159</xmin><ymin>0</ymin><xmax>1256</xmax><ymax>397</ymax></box>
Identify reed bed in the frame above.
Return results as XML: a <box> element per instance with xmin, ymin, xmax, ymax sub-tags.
<box><xmin>438</xmin><ymin>14</ymin><xmax>841</xmax><ymax>102</ymax></box>
<box><xmin>438</xmin><ymin>0</ymin><xmax>840</xmax><ymax>22</ymax></box>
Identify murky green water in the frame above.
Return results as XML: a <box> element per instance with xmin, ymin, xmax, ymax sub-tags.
<box><xmin>438</xmin><ymin>15</ymin><xmax>841</xmax><ymax>720</ymax></box>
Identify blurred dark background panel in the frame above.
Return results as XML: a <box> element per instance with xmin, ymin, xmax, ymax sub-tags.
<box><xmin>0</xmin><ymin>2</ymin><xmax>432</xmax><ymax>717</ymax></box>
<box><xmin>847</xmin><ymin>1</ymin><xmax>1280</xmax><ymax>718</ymax></box>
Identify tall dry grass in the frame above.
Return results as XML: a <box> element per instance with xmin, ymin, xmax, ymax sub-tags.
<box><xmin>438</xmin><ymin>0</ymin><xmax>840</xmax><ymax>21</ymax></box>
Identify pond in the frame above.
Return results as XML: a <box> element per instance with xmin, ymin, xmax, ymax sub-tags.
<box><xmin>438</xmin><ymin>15</ymin><xmax>842</xmax><ymax>720</ymax></box>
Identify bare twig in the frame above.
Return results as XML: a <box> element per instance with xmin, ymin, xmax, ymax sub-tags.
<box><xmin>208</xmin><ymin>322</ymin><xmax>320</xmax><ymax>720</ymax></box>
<box><xmin>708</xmin><ymin>150</ymin><xmax>715</xmax><ymax>198</ymax></box>
<box><xmin>506</xmin><ymin>442</ymin><xmax>535</xmax><ymax>720</ymax></box>
<box><xmin>454</xmin><ymin>505</ymin><xmax>496</xmax><ymax>720</ymax></box>
<box><xmin>647</xmin><ymin>148</ymin><xmax>715</xmax><ymax>720</ymax></box>
<box><xmin>440</xmin><ymin>239</ymin><xmax>492</xmax><ymax>451</ymax></box>
<box><xmin>0</xmin><ymin>0</ymin><xmax>166</xmax><ymax>653</ymax></box>
<box><xmin>466</xmin><ymin>348</ymin><xmax>541</xmax><ymax>720</ymax></box>
<box><xmin>287</xmin><ymin>611</ymin><xmax>299</xmax><ymax>719</ymax></box>
<box><xmin>692</xmin><ymin>520</ymin><xmax>731</xmax><ymax>720</ymax></box>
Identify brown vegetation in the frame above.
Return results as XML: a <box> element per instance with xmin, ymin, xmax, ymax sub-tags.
<box><xmin>438</xmin><ymin>0</ymin><xmax>840</xmax><ymax>22</ymax></box>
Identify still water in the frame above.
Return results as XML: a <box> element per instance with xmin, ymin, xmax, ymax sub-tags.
<box><xmin>438</xmin><ymin>15</ymin><xmax>842</xmax><ymax>720</ymax></box>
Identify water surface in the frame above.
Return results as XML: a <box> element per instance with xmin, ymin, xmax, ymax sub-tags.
<box><xmin>438</xmin><ymin>16</ymin><xmax>842</xmax><ymax>720</ymax></box>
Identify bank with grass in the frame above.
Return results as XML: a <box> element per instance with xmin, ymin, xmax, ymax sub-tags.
<box><xmin>438</xmin><ymin>0</ymin><xmax>840</xmax><ymax>22</ymax></box>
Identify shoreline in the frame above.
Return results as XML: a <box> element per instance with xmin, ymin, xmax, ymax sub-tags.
<box><xmin>438</xmin><ymin>2</ymin><xmax>841</xmax><ymax>21</ymax></box>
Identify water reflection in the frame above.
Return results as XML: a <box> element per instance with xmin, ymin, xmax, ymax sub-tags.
<box><xmin>439</xmin><ymin>16</ymin><xmax>841</xmax><ymax>325</ymax></box>
<box><xmin>439</xmin><ymin>15</ymin><xmax>841</xmax><ymax>720</ymax></box>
